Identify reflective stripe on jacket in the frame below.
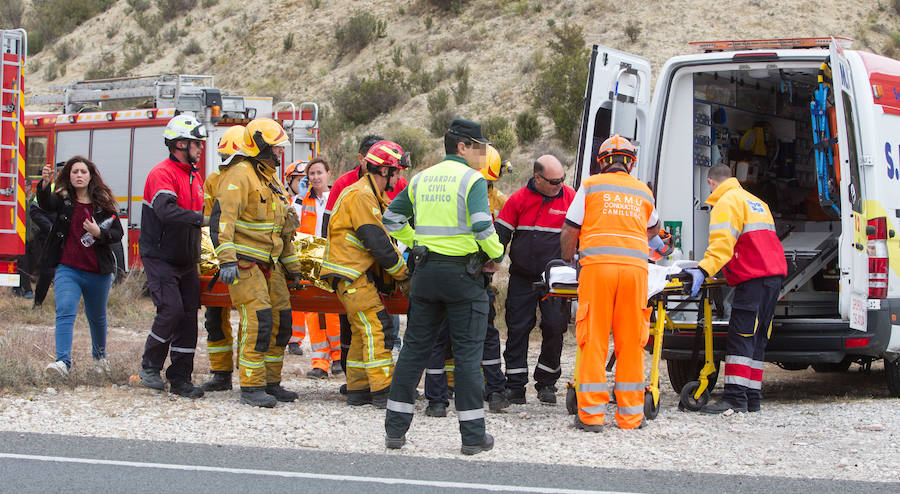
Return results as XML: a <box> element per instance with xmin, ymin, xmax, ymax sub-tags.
<box><xmin>321</xmin><ymin>174</ymin><xmax>407</xmax><ymax>283</ymax></box>
<box><xmin>578</xmin><ymin>171</ymin><xmax>655</xmax><ymax>270</ymax></box>
<box><xmin>382</xmin><ymin>156</ymin><xmax>503</xmax><ymax>259</ymax></box>
<box><xmin>209</xmin><ymin>158</ymin><xmax>301</xmax><ymax>271</ymax></box>
<box><xmin>698</xmin><ymin>177</ymin><xmax>787</xmax><ymax>285</ymax></box>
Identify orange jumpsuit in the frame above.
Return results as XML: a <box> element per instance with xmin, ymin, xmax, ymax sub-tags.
<box><xmin>566</xmin><ymin>170</ymin><xmax>657</xmax><ymax>429</ymax></box>
<box><xmin>289</xmin><ymin>188</ymin><xmax>341</xmax><ymax>370</ymax></box>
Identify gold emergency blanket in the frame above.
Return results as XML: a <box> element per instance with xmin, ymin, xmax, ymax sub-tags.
<box><xmin>199</xmin><ymin>228</ymin><xmax>333</xmax><ymax>292</ymax></box>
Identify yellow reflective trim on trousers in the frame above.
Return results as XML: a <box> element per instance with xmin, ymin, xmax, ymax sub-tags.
<box><xmin>214</xmin><ymin>242</ymin><xmax>234</xmax><ymax>255</ymax></box>
<box><xmin>346</xmin><ymin>358</ymin><xmax>393</xmax><ymax>369</ymax></box>
<box><xmin>239</xmin><ymin>358</ymin><xmax>265</xmax><ymax>369</ymax></box>
<box><xmin>281</xmin><ymin>254</ymin><xmax>298</xmax><ymax>264</ymax></box>
<box><xmin>235</xmin><ymin>220</ymin><xmax>275</xmax><ymax>230</ymax></box>
<box><xmin>358</xmin><ymin>311</ymin><xmax>375</xmax><ymax>362</ymax></box>
<box><xmin>207</xmin><ymin>345</ymin><xmax>232</xmax><ymax>354</ymax></box>
<box><xmin>264</xmin><ymin>355</ymin><xmax>284</xmax><ymax>363</ymax></box>
<box><xmin>345</xmin><ymin>233</ymin><xmax>365</xmax><ymax>250</ymax></box>
<box><xmin>322</xmin><ymin>261</ymin><xmax>362</xmax><ymax>279</ymax></box>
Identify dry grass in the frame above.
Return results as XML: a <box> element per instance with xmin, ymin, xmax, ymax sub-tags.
<box><xmin>0</xmin><ymin>270</ymin><xmax>154</xmax><ymax>393</ymax></box>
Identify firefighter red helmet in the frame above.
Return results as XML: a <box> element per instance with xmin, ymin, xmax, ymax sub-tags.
<box><xmin>364</xmin><ymin>140</ymin><xmax>409</xmax><ymax>169</ymax></box>
<box><xmin>596</xmin><ymin>134</ymin><xmax>637</xmax><ymax>172</ymax></box>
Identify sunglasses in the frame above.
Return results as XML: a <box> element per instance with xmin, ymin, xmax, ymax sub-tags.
<box><xmin>538</xmin><ymin>173</ymin><xmax>565</xmax><ymax>186</ymax></box>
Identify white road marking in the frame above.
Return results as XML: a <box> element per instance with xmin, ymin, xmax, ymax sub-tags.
<box><xmin>0</xmin><ymin>452</ymin><xmax>633</xmax><ymax>494</ymax></box>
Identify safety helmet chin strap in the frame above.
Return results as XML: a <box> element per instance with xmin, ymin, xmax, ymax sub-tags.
<box><xmin>384</xmin><ymin>167</ymin><xmax>397</xmax><ymax>192</ymax></box>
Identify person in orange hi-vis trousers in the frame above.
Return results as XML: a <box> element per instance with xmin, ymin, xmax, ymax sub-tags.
<box><xmin>561</xmin><ymin>134</ymin><xmax>660</xmax><ymax>431</ymax></box>
<box><xmin>283</xmin><ymin>160</ymin><xmax>309</xmax><ymax>356</ymax></box>
<box><xmin>288</xmin><ymin>157</ymin><xmax>343</xmax><ymax>378</ymax></box>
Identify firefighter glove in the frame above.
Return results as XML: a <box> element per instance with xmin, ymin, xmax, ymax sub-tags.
<box><xmin>398</xmin><ymin>278</ymin><xmax>410</xmax><ymax>299</ymax></box>
<box><xmin>649</xmin><ymin>235</ymin><xmax>665</xmax><ymax>253</ymax></box>
<box><xmin>684</xmin><ymin>268</ymin><xmax>705</xmax><ymax>297</ymax></box>
<box><xmin>219</xmin><ymin>262</ymin><xmax>239</xmax><ymax>285</ymax></box>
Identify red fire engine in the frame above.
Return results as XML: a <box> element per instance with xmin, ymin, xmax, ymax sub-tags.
<box><xmin>25</xmin><ymin>73</ymin><xmax>319</xmax><ymax>269</ymax></box>
<box><xmin>0</xmin><ymin>29</ymin><xmax>27</xmax><ymax>287</ymax></box>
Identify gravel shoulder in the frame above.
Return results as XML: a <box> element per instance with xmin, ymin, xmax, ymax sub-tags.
<box><xmin>1</xmin><ymin>327</ymin><xmax>898</xmax><ymax>483</ymax></box>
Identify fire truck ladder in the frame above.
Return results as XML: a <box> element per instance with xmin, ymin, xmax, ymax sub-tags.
<box><xmin>30</xmin><ymin>74</ymin><xmax>216</xmax><ymax>113</ymax></box>
<box><xmin>0</xmin><ymin>29</ymin><xmax>26</xmax><ymax>235</ymax></box>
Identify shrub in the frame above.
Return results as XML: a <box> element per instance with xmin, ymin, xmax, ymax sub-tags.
<box><xmin>0</xmin><ymin>0</ymin><xmax>25</xmax><ymax>28</ymax></box>
<box><xmin>136</xmin><ymin>12</ymin><xmax>162</xmax><ymax>37</ymax></box>
<box><xmin>106</xmin><ymin>26</ymin><xmax>118</xmax><ymax>39</ymax></box>
<box><xmin>332</xmin><ymin>64</ymin><xmax>408</xmax><ymax>126</ymax></box>
<box><xmin>182</xmin><ymin>38</ymin><xmax>202</xmax><ymax>56</ymax></box>
<box><xmin>624</xmin><ymin>20</ymin><xmax>641</xmax><ymax>43</ymax></box>
<box><xmin>531</xmin><ymin>22</ymin><xmax>589</xmax><ymax>147</ymax></box>
<box><xmin>408</xmin><ymin>70</ymin><xmax>437</xmax><ymax>94</ymax></box>
<box><xmin>515</xmin><ymin>110</ymin><xmax>542</xmax><ymax>144</ymax></box>
<box><xmin>391</xmin><ymin>46</ymin><xmax>403</xmax><ymax>66</ymax></box>
<box><xmin>481</xmin><ymin>116</ymin><xmax>516</xmax><ymax>156</ymax></box>
<box><xmin>388</xmin><ymin>125</ymin><xmax>433</xmax><ymax>169</ymax></box>
<box><xmin>311</xmin><ymin>0</ymin><xmax>321</xmax><ymax>8</ymax></box>
<box><xmin>426</xmin><ymin>0</ymin><xmax>469</xmax><ymax>13</ymax></box>
<box><xmin>155</xmin><ymin>0</ymin><xmax>197</xmax><ymax>11</ymax></box>
<box><xmin>121</xmin><ymin>41</ymin><xmax>147</xmax><ymax>73</ymax></box>
<box><xmin>429</xmin><ymin>109</ymin><xmax>456</xmax><ymax>137</ymax></box>
<box><xmin>53</xmin><ymin>42</ymin><xmax>75</xmax><ymax>63</ymax></box>
<box><xmin>27</xmin><ymin>0</ymin><xmax>116</xmax><ymax>53</ymax></box>
<box><xmin>283</xmin><ymin>33</ymin><xmax>294</xmax><ymax>52</ymax></box>
<box><xmin>84</xmin><ymin>52</ymin><xmax>117</xmax><ymax>80</ymax></box>
<box><xmin>335</xmin><ymin>11</ymin><xmax>379</xmax><ymax>55</ymax></box>
<box><xmin>201</xmin><ymin>0</ymin><xmax>219</xmax><ymax>6</ymax></box>
<box><xmin>894</xmin><ymin>0</ymin><xmax>900</xmax><ymax>14</ymax></box>
<box><xmin>452</xmin><ymin>63</ymin><xmax>470</xmax><ymax>105</ymax></box>
<box><xmin>427</xmin><ymin>88</ymin><xmax>450</xmax><ymax>114</ymax></box>
<box><xmin>126</xmin><ymin>0</ymin><xmax>151</xmax><ymax>15</ymax></box>
<box><xmin>424</xmin><ymin>16</ymin><xmax>433</xmax><ymax>30</ymax></box>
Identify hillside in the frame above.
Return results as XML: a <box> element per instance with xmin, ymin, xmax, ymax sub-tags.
<box><xmin>15</xmin><ymin>0</ymin><xmax>900</xmax><ymax>174</ymax></box>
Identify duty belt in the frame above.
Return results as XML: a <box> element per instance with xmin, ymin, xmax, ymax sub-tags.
<box><xmin>428</xmin><ymin>252</ymin><xmax>469</xmax><ymax>263</ymax></box>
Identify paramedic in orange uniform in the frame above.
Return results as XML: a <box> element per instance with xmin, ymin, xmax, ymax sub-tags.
<box><xmin>284</xmin><ymin>161</ymin><xmax>309</xmax><ymax>356</ymax></box>
<box><xmin>561</xmin><ymin>134</ymin><xmax>660</xmax><ymax>431</ymax></box>
<box><xmin>292</xmin><ymin>157</ymin><xmax>343</xmax><ymax>379</ymax></box>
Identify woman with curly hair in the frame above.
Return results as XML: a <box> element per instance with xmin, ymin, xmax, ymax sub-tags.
<box><xmin>38</xmin><ymin>156</ymin><xmax>124</xmax><ymax>379</ymax></box>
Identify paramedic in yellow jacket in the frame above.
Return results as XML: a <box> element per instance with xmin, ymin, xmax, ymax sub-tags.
<box><xmin>200</xmin><ymin>125</ymin><xmax>245</xmax><ymax>392</ymax></box>
<box><xmin>321</xmin><ymin>140</ymin><xmax>410</xmax><ymax>409</ymax></box>
<box><xmin>210</xmin><ymin>118</ymin><xmax>303</xmax><ymax>408</ymax></box>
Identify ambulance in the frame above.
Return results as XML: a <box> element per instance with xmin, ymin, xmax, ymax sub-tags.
<box><xmin>25</xmin><ymin>74</ymin><xmax>319</xmax><ymax>269</ymax></box>
<box><xmin>574</xmin><ymin>37</ymin><xmax>900</xmax><ymax>396</ymax></box>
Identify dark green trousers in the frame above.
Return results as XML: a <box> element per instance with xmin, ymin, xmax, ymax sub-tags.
<box><xmin>385</xmin><ymin>259</ymin><xmax>489</xmax><ymax>446</ymax></box>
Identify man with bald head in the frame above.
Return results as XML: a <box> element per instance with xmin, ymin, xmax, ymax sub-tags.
<box><xmin>495</xmin><ymin>155</ymin><xmax>575</xmax><ymax>405</ymax></box>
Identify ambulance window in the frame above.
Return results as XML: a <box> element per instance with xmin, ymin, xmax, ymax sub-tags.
<box><xmin>841</xmin><ymin>93</ymin><xmax>862</xmax><ymax>213</ymax></box>
<box><xmin>25</xmin><ymin>136</ymin><xmax>47</xmax><ymax>179</ymax></box>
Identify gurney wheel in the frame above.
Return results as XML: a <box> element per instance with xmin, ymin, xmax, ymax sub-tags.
<box><xmin>643</xmin><ymin>390</ymin><xmax>659</xmax><ymax>420</ymax></box>
<box><xmin>679</xmin><ymin>381</ymin><xmax>708</xmax><ymax>411</ymax></box>
<box><xmin>565</xmin><ymin>385</ymin><xmax>577</xmax><ymax>415</ymax></box>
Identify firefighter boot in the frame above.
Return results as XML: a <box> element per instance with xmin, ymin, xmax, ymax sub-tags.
<box><xmin>502</xmin><ymin>387</ymin><xmax>526</xmax><ymax>404</ymax></box>
<box><xmin>487</xmin><ymin>392</ymin><xmax>510</xmax><ymax>413</ymax></box>
<box><xmin>265</xmin><ymin>382</ymin><xmax>299</xmax><ymax>402</ymax></box>
<box><xmin>461</xmin><ymin>433</ymin><xmax>494</xmax><ymax>456</ymax></box>
<box><xmin>346</xmin><ymin>388</ymin><xmax>372</xmax><ymax>406</ymax></box>
<box><xmin>241</xmin><ymin>387</ymin><xmax>277</xmax><ymax>408</ymax></box>
<box><xmin>537</xmin><ymin>385</ymin><xmax>558</xmax><ymax>405</ymax></box>
<box><xmin>201</xmin><ymin>371</ymin><xmax>233</xmax><ymax>392</ymax></box>
<box><xmin>700</xmin><ymin>398</ymin><xmax>747</xmax><ymax>414</ymax></box>
<box><xmin>425</xmin><ymin>402</ymin><xmax>448</xmax><ymax>417</ymax></box>
<box><xmin>170</xmin><ymin>381</ymin><xmax>204</xmax><ymax>399</ymax></box>
<box><xmin>371</xmin><ymin>388</ymin><xmax>390</xmax><ymax>409</ymax></box>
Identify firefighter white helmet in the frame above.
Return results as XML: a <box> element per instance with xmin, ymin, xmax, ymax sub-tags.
<box><xmin>164</xmin><ymin>114</ymin><xmax>208</xmax><ymax>147</ymax></box>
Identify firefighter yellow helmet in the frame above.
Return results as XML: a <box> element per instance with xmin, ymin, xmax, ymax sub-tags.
<box><xmin>242</xmin><ymin>118</ymin><xmax>288</xmax><ymax>158</ymax></box>
<box><xmin>480</xmin><ymin>145</ymin><xmax>503</xmax><ymax>181</ymax></box>
<box><xmin>218</xmin><ymin>125</ymin><xmax>246</xmax><ymax>156</ymax></box>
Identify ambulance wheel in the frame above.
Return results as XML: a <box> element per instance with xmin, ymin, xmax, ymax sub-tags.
<box><xmin>679</xmin><ymin>381</ymin><xmax>708</xmax><ymax>411</ymax></box>
<box><xmin>565</xmin><ymin>386</ymin><xmax>578</xmax><ymax>415</ymax></box>
<box><xmin>643</xmin><ymin>390</ymin><xmax>660</xmax><ymax>420</ymax></box>
<box><xmin>886</xmin><ymin>358</ymin><xmax>900</xmax><ymax>398</ymax></box>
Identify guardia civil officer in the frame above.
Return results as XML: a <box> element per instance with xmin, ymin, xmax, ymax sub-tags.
<box><xmin>382</xmin><ymin>119</ymin><xmax>504</xmax><ymax>455</ymax></box>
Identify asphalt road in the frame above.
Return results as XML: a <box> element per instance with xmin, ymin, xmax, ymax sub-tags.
<box><xmin>0</xmin><ymin>431</ymin><xmax>897</xmax><ymax>493</ymax></box>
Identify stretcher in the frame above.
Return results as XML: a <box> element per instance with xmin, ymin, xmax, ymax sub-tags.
<box><xmin>198</xmin><ymin>276</ymin><xmax>409</xmax><ymax>315</ymax></box>
<box><xmin>534</xmin><ymin>260</ymin><xmax>726</xmax><ymax>419</ymax></box>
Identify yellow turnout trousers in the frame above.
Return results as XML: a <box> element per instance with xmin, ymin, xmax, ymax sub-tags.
<box><xmin>205</xmin><ymin>305</ymin><xmax>240</xmax><ymax>372</ymax></box>
<box><xmin>335</xmin><ymin>275</ymin><xmax>393</xmax><ymax>393</ymax></box>
<box><xmin>227</xmin><ymin>259</ymin><xmax>293</xmax><ymax>388</ymax></box>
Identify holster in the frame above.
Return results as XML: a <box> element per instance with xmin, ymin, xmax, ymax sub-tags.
<box><xmin>465</xmin><ymin>251</ymin><xmax>489</xmax><ymax>280</ymax></box>
<box><xmin>411</xmin><ymin>244</ymin><xmax>429</xmax><ymax>272</ymax></box>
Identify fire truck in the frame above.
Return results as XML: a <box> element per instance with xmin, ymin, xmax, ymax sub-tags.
<box><xmin>25</xmin><ymin>73</ymin><xmax>319</xmax><ymax>269</ymax></box>
<box><xmin>0</xmin><ymin>29</ymin><xmax>27</xmax><ymax>287</ymax></box>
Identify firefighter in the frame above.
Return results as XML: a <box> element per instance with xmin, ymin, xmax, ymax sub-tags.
<box><xmin>209</xmin><ymin>118</ymin><xmax>304</xmax><ymax>408</ymax></box>
<box><xmin>688</xmin><ymin>164</ymin><xmax>786</xmax><ymax>414</ymax></box>
<box><xmin>423</xmin><ymin>145</ymin><xmax>512</xmax><ymax>416</ymax></box>
<box><xmin>382</xmin><ymin>118</ymin><xmax>503</xmax><ymax>455</ymax></box>
<box><xmin>138</xmin><ymin>114</ymin><xmax>208</xmax><ymax>399</ymax></box>
<box><xmin>495</xmin><ymin>154</ymin><xmax>575</xmax><ymax>405</ymax></box>
<box><xmin>560</xmin><ymin>134</ymin><xmax>660</xmax><ymax>431</ymax></box>
<box><xmin>200</xmin><ymin>125</ymin><xmax>245</xmax><ymax>392</ymax></box>
<box><xmin>283</xmin><ymin>160</ymin><xmax>308</xmax><ymax>357</ymax></box>
<box><xmin>289</xmin><ymin>157</ymin><xmax>342</xmax><ymax>379</ymax></box>
<box><xmin>321</xmin><ymin>140</ymin><xmax>409</xmax><ymax>408</ymax></box>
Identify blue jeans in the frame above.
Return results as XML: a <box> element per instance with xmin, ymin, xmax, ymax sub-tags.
<box><xmin>54</xmin><ymin>264</ymin><xmax>113</xmax><ymax>367</ymax></box>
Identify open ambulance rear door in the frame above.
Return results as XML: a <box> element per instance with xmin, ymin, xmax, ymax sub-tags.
<box><xmin>575</xmin><ymin>45</ymin><xmax>651</xmax><ymax>189</ymax></box>
<box><xmin>830</xmin><ymin>40</ymin><xmax>869</xmax><ymax>331</ymax></box>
